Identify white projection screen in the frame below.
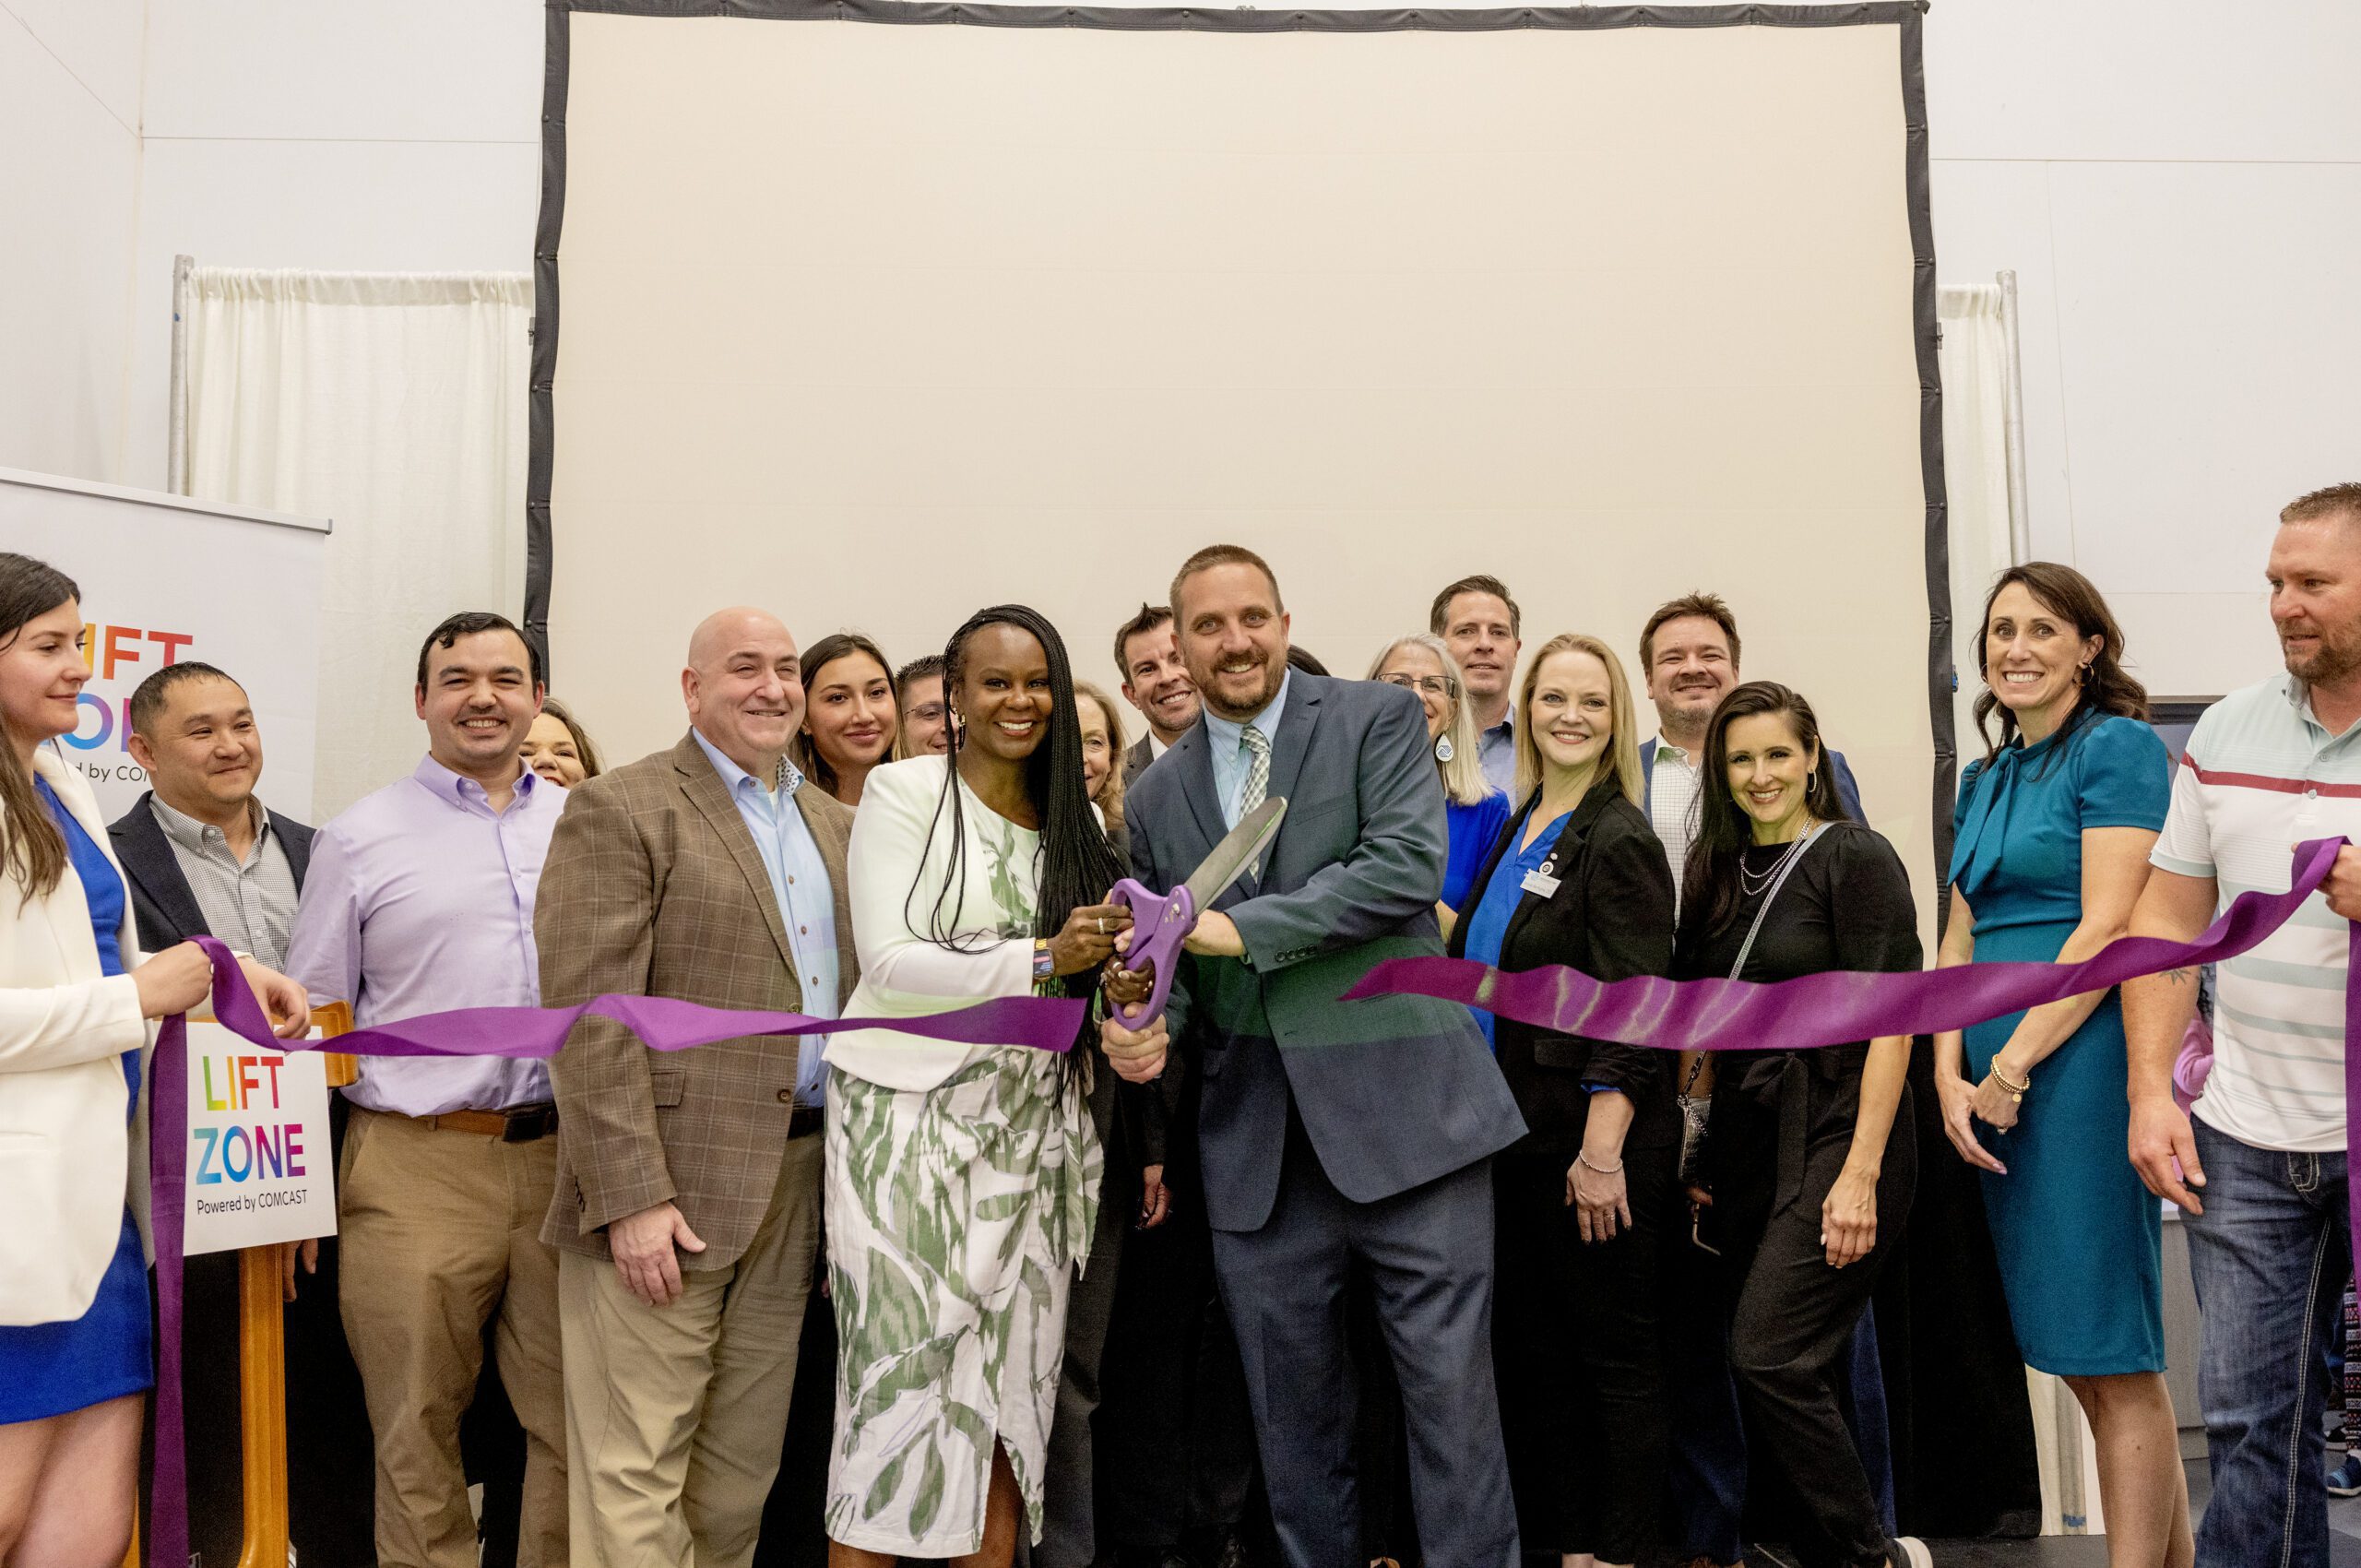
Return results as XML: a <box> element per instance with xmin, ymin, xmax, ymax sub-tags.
<box><xmin>534</xmin><ymin>1</ymin><xmax>1952</xmax><ymax>906</ymax></box>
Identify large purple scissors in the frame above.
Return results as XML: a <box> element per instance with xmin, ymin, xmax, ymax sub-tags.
<box><xmin>1106</xmin><ymin>796</ymin><xmax>1289</xmax><ymax>1024</ymax></box>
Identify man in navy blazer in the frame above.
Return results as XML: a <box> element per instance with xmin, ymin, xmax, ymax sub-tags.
<box><xmin>1104</xmin><ymin>545</ymin><xmax>1525</xmax><ymax>1568</ymax></box>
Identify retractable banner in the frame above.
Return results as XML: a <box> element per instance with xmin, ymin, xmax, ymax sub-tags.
<box><xmin>0</xmin><ymin>467</ymin><xmax>328</xmax><ymax>821</ymax></box>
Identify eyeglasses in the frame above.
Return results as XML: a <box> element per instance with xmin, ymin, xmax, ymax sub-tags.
<box><xmin>1378</xmin><ymin>672</ymin><xmax>1459</xmax><ymax>698</ymax></box>
<box><xmin>908</xmin><ymin>703</ymin><xmax>947</xmax><ymax>725</ymax></box>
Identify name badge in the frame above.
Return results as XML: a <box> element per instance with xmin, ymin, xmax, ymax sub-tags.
<box><xmin>1521</xmin><ymin>869</ymin><xmax>1561</xmax><ymax>898</ymax></box>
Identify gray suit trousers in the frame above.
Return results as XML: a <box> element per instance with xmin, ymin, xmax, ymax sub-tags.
<box><xmin>1211</xmin><ymin>1109</ymin><xmax>1517</xmax><ymax>1568</ymax></box>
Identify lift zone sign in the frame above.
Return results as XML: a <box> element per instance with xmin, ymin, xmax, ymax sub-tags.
<box><xmin>184</xmin><ymin>1023</ymin><xmax>337</xmax><ymax>1255</ymax></box>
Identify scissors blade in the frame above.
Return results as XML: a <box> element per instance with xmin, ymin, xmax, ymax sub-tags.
<box><xmin>1180</xmin><ymin>797</ymin><xmax>1288</xmax><ymax>908</ymax></box>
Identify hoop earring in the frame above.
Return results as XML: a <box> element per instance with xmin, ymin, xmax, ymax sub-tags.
<box><xmin>1807</xmin><ymin>773</ymin><xmax>1818</xmax><ymax>796</ymax></box>
<box><xmin>2080</xmin><ymin>662</ymin><xmax>2095</xmax><ymax>684</ymax></box>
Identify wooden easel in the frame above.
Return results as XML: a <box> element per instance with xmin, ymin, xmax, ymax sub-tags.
<box><xmin>130</xmin><ymin>1004</ymin><xmax>355</xmax><ymax>1568</ymax></box>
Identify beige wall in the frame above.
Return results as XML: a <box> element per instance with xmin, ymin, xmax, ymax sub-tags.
<box><xmin>549</xmin><ymin>14</ymin><xmax>1937</xmax><ymax>900</ymax></box>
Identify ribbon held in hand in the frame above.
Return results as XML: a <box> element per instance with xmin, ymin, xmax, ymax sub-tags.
<box><xmin>144</xmin><ymin>937</ymin><xmax>1086</xmax><ymax>1568</ymax></box>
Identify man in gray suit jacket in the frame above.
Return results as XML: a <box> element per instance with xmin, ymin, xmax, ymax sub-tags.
<box><xmin>1105</xmin><ymin>545</ymin><xmax>1525</xmax><ymax>1568</ymax></box>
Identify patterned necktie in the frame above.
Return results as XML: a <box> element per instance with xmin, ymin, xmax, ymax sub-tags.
<box><xmin>1239</xmin><ymin>724</ymin><xmax>1271</xmax><ymax>876</ymax></box>
<box><xmin>1239</xmin><ymin>723</ymin><xmax>1271</xmax><ymax>825</ymax></box>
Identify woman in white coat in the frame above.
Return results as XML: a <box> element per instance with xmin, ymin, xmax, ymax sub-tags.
<box><xmin>0</xmin><ymin>553</ymin><xmax>308</xmax><ymax>1568</ymax></box>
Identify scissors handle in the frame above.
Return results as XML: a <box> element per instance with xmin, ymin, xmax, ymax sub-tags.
<box><xmin>1106</xmin><ymin>877</ymin><xmax>1196</xmax><ymax>1027</ymax></box>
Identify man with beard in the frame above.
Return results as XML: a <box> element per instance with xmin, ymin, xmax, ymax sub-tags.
<box><xmin>1102</xmin><ymin>544</ymin><xmax>1525</xmax><ymax>1568</ymax></box>
<box><xmin>1637</xmin><ymin>592</ymin><xmax>1865</xmax><ymax>894</ymax></box>
<box><xmin>2129</xmin><ymin>483</ymin><xmax>2361</xmax><ymax>1567</ymax></box>
<box><xmin>1430</xmin><ymin>576</ymin><xmax>1524</xmax><ymax>795</ymax></box>
<box><xmin>1115</xmin><ymin>603</ymin><xmax>1203</xmax><ymax>786</ymax></box>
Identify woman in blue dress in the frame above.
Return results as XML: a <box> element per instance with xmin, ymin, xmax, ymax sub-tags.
<box><xmin>1365</xmin><ymin>633</ymin><xmax>1511</xmax><ymax>938</ymax></box>
<box><xmin>0</xmin><ymin>553</ymin><xmax>310</xmax><ymax>1564</ymax></box>
<box><xmin>1932</xmin><ymin>562</ymin><xmax>2191</xmax><ymax>1568</ymax></box>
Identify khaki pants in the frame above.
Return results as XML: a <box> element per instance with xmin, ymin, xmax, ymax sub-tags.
<box><xmin>338</xmin><ymin>1107</ymin><xmax>568</xmax><ymax>1568</ymax></box>
<box><xmin>560</xmin><ymin>1130</ymin><xmax>824</xmax><ymax>1568</ymax></box>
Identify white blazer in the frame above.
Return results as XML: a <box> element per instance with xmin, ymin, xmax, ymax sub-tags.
<box><xmin>0</xmin><ymin>749</ymin><xmax>154</xmax><ymax>1326</ymax></box>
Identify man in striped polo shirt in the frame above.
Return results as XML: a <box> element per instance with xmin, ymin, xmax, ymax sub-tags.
<box><xmin>2126</xmin><ymin>481</ymin><xmax>2361</xmax><ymax>1568</ymax></box>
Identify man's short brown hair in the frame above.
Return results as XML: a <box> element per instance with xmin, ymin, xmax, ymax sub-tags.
<box><xmin>1429</xmin><ymin>575</ymin><xmax>1521</xmax><ymax>639</ymax></box>
<box><xmin>1170</xmin><ymin>544</ymin><xmax>1283</xmax><ymax>622</ymax></box>
<box><xmin>2282</xmin><ymin>483</ymin><xmax>2361</xmax><ymax>528</ymax></box>
<box><xmin>1112</xmin><ymin>603</ymin><xmax>1174</xmax><ymax>683</ymax></box>
<box><xmin>1639</xmin><ymin>592</ymin><xmax>1742</xmax><ymax>674</ymax></box>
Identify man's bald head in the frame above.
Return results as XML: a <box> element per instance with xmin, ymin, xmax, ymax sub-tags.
<box><xmin>681</xmin><ymin>608</ymin><xmax>804</xmax><ymax>778</ymax></box>
<box><xmin>686</xmin><ymin>607</ymin><xmax>793</xmax><ymax>674</ymax></box>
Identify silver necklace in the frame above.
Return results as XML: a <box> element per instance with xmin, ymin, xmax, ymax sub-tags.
<box><xmin>1738</xmin><ymin>833</ymin><xmax>1807</xmax><ymax>897</ymax></box>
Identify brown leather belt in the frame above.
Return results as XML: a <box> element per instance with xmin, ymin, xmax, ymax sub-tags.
<box><xmin>789</xmin><ymin>1106</ymin><xmax>824</xmax><ymax>1140</ymax></box>
<box><xmin>410</xmin><ymin>1104</ymin><xmax>560</xmax><ymax>1143</ymax></box>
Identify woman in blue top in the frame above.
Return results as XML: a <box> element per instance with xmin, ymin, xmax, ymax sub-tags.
<box><xmin>0</xmin><ymin>553</ymin><xmax>311</xmax><ymax>1565</ymax></box>
<box><xmin>1365</xmin><ymin>633</ymin><xmax>1510</xmax><ymax>938</ymax></box>
<box><xmin>1932</xmin><ymin>563</ymin><xmax>2189</xmax><ymax>1568</ymax></box>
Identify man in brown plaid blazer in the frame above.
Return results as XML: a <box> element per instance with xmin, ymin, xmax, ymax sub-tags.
<box><xmin>536</xmin><ymin>607</ymin><xmax>857</xmax><ymax>1568</ymax></box>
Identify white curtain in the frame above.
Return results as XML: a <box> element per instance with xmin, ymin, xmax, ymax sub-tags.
<box><xmin>183</xmin><ymin>268</ymin><xmax>532</xmax><ymax>817</ymax></box>
<box><xmin>1939</xmin><ymin>282</ymin><xmax>2018</xmax><ymax>767</ymax></box>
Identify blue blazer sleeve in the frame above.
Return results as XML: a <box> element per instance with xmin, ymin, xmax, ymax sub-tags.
<box><xmin>1832</xmin><ymin>747</ymin><xmax>1867</xmax><ymax>824</ymax></box>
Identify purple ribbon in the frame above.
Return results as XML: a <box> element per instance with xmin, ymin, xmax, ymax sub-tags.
<box><xmin>1351</xmin><ymin>835</ymin><xmax>2361</xmax><ymax>1322</ymax></box>
<box><xmin>145</xmin><ymin>936</ymin><xmax>1084</xmax><ymax>1568</ymax></box>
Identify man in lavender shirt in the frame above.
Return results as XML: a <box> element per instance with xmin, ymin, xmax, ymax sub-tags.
<box><xmin>284</xmin><ymin>612</ymin><xmax>570</xmax><ymax>1568</ymax></box>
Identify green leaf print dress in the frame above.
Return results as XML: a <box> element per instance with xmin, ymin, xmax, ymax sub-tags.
<box><xmin>822</xmin><ymin>758</ymin><xmax>1103</xmax><ymax>1555</ymax></box>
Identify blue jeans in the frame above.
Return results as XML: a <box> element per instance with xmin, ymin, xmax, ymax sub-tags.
<box><xmin>2185</xmin><ymin>1120</ymin><xmax>2352</xmax><ymax>1568</ymax></box>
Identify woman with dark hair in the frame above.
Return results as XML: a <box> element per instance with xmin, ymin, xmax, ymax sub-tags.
<box><xmin>794</xmin><ymin>632</ymin><xmax>901</xmax><ymax>806</ymax></box>
<box><xmin>1931</xmin><ymin>564</ymin><xmax>2186</xmax><ymax>1567</ymax></box>
<box><xmin>1678</xmin><ymin>681</ymin><xmax>1928</xmax><ymax>1568</ymax></box>
<box><xmin>821</xmin><ymin>605</ymin><xmax>1134</xmax><ymax>1568</ymax></box>
<box><xmin>518</xmin><ymin>695</ymin><xmax>603</xmax><ymax>787</ymax></box>
<box><xmin>1446</xmin><ymin>633</ymin><xmax>1674</xmax><ymax>1568</ymax></box>
<box><xmin>0</xmin><ymin>553</ymin><xmax>310</xmax><ymax>1565</ymax></box>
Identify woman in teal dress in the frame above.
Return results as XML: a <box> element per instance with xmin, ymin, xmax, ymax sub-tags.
<box><xmin>1933</xmin><ymin>563</ymin><xmax>2191</xmax><ymax>1568</ymax></box>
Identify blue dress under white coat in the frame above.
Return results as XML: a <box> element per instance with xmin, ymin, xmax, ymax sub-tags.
<box><xmin>0</xmin><ymin>778</ymin><xmax>154</xmax><ymax>1422</ymax></box>
<box><xmin>1951</xmin><ymin>713</ymin><xmax>2172</xmax><ymax>1375</ymax></box>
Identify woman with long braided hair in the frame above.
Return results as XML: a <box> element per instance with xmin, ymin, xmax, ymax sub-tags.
<box><xmin>821</xmin><ymin>604</ymin><xmax>1136</xmax><ymax>1568</ymax></box>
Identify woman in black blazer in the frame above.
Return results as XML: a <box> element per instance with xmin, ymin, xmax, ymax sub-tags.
<box><xmin>1446</xmin><ymin>633</ymin><xmax>1676</xmax><ymax>1568</ymax></box>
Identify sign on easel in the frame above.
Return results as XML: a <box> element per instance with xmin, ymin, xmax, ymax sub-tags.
<box><xmin>183</xmin><ymin>1023</ymin><xmax>337</xmax><ymax>1255</ymax></box>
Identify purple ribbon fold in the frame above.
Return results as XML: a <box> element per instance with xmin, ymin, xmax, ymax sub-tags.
<box><xmin>145</xmin><ymin>938</ymin><xmax>1085</xmax><ymax>1568</ymax></box>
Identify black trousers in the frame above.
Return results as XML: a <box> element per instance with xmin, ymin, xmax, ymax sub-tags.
<box><xmin>1039</xmin><ymin>1063</ymin><xmax>1132</xmax><ymax>1568</ymax></box>
<box><xmin>1491</xmin><ymin>1133</ymin><xmax>1671</xmax><ymax>1563</ymax></box>
<box><xmin>1720</xmin><ymin>1070</ymin><xmax>1916</xmax><ymax>1568</ymax></box>
<box><xmin>1097</xmin><ymin>1117</ymin><xmax>1258</xmax><ymax>1551</ymax></box>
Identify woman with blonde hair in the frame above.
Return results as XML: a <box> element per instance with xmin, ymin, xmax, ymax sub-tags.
<box><xmin>1444</xmin><ymin>632</ymin><xmax>1674</xmax><ymax>1568</ymax></box>
<box><xmin>1366</xmin><ymin>633</ymin><xmax>1509</xmax><ymax>934</ymax></box>
<box><xmin>1071</xmin><ymin>679</ymin><xmax>1129</xmax><ymax>859</ymax></box>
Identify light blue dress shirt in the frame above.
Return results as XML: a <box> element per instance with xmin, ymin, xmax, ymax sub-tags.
<box><xmin>1201</xmin><ymin>670</ymin><xmax>1290</xmax><ymax>831</ymax></box>
<box><xmin>693</xmin><ymin>731</ymin><xmax>841</xmax><ymax>1108</ymax></box>
<box><xmin>1478</xmin><ymin>717</ymin><xmax>1516</xmax><ymax>796</ymax></box>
